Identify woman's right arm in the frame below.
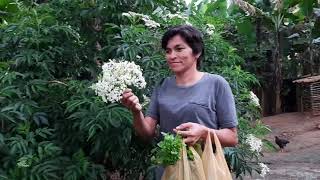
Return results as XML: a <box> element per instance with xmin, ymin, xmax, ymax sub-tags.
<box><xmin>121</xmin><ymin>89</ymin><xmax>157</xmax><ymax>140</ymax></box>
<box><xmin>132</xmin><ymin>111</ymin><xmax>157</xmax><ymax>140</ymax></box>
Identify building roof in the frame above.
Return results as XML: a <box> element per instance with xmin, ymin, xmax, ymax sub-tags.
<box><xmin>293</xmin><ymin>75</ymin><xmax>320</xmax><ymax>83</ymax></box>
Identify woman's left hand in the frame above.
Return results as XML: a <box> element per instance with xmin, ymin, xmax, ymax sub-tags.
<box><xmin>174</xmin><ymin>122</ymin><xmax>209</xmax><ymax>145</ymax></box>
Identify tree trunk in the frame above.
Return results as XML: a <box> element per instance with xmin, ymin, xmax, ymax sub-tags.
<box><xmin>275</xmin><ymin>78</ymin><xmax>282</xmax><ymax>113</ymax></box>
<box><xmin>274</xmin><ymin>30</ymin><xmax>282</xmax><ymax>114</ymax></box>
<box><xmin>256</xmin><ymin>17</ymin><xmax>261</xmax><ymax>49</ymax></box>
<box><xmin>309</xmin><ymin>44</ymin><xmax>314</xmax><ymax>75</ymax></box>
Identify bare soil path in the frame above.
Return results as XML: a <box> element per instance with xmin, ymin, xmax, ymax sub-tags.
<box><xmin>248</xmin><ymin>112</ymin><xmax>320</xmax><ymax>180</ymax></box>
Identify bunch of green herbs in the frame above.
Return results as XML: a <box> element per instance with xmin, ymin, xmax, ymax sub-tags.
<box><xmin>151</xmin><ymin>133</ymin><xmax>195</xmax><ymax>166</ymax></box>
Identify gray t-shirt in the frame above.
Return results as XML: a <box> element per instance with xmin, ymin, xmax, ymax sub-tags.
<box><xmin>146</xmin><ymin>72</ymin><xmax>238</xmax><ymax>133</ymax></box>
<box><xmin>146</xmin><ymin>73</ymin><xmax>238</xmax><ymax>179</ymax></box>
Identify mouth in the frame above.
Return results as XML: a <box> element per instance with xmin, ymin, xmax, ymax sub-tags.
<box><xmin>169</xmin><ymin>62</ymin><xmax>181</xmax><ymax>65</ymax></box>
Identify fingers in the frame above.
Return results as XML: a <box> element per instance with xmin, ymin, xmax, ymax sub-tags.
<box><xmin>123</xmin><ymin>88</ymin><xmax>132</xmax><ymax>94</ymax></box>
<box><xmin>127</xmin><ymin>95</ymin><xmax>138</xmax><ymax>107</ymax></box>
<box><xmin>183</xmin><ymin>136</ymin><xmax>199</xmax><ymax>146</ymax></box>
<box><xmin>135</xmin><ymin>103</ymin><xmax>142</xmax><ymax>111</ymax></box>
<box><xmin>132</xmin><ymin>97</ymin><xmax>139</xmax><ymax>104</ymax></box>
<box><xmin>121</xmin><ymin>91</ymin><xmax>133</xmax><ymax>100</ymax></box>
<box><xmin>174</xmin><ymin>123</ymin><xmax>207</xmax><ymax>145</ymax></box>
<box><xmin>177</xmin><ymin>132</ymin><xmax>198</xmax><ymax>146</ymax></box>
<box><xmin>121</xmin><ymin>89</ymin><xmax>133</xmax><ymax>101</ymax></box>
<box><xmin>120</xmin><ymin>92</ymin><xmax>132</xmax><ymax>105</ymax></box>
<box><xmin>175</xmin><ymin>122</ymin><xmax>193</xmax><ymax>130</ymax></box>
<box><xmin>120</xmin><ymin>89</ymin><xmax>140</xmax><ymax>111</ymax></box>
<box><xmin>175</xmin><ymin>129</ymin><xmax>192</xmax><ymax>137</ymax></box>
<box><xmin>174</xmin><ymin>123</ymin><xmax>195</xmax><ymax>138</ymax></box>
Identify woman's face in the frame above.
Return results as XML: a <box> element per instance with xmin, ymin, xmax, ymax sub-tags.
<box><xmin>165</xmin><ymin>35</ymin><xmax>199</xmax><ymax>74</ymax></box>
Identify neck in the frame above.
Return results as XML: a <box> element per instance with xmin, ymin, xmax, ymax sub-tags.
<box><xmin>175</xmin><ymin>68</ymin><xmax>203</xmax><ymax>86</ymax></box>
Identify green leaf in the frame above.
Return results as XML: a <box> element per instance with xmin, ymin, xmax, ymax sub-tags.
<box><xmin>65</xmin><ymin>100</ymin><xmax>88</xmax><ymax>113</ymax></box>
<box><xmin>262</xmin><ymin>139</ymin><xmax>277</xmax><ymax>152</ymax></box>
<box><xmin>204</xmin><ymin>0</ymin><xmax>227</xmax><ymax>17</ymax></box>
<box><xmin>88</xmin><ymin>125</ymin><xmax>97</xmax><ymax>140</ymax></box>
<box><xmin>299</xmin><ymin>0</ymin><xmax>316</xmax><ymax>17</ymax></box>
<box><xmin>0</xmin><ymin>0</ymin><xmax>10</xmax><ymax>8</ymax></box>
<box><xmin>108</xmin><ymin>115</ymin><xmax>121</xmax><ymax>128</ymax></box>
<box><xmin>236</xmin><ymin>18</ymin><xmax>256</xmax><ymax>43</ymax></box>
<box><xmin>1</xmin><ymin>105</ymin><xmax>14</xmax><ymax>112</ymax></box>
<box><xmin>0</xmin><ymin>133</ymin><xmax>4</xmax><ymax>144</ymax></box>
<box><xmin>0</xmin><ymin>113</ymin><xmax>16</xmax><ymax>123</ymax></box>
<box><xmin>33</xmin><ymin>112</ymin><xmax>49</xmax><ymax>126</ymax></box>
<box><xmin>122</xmin><ymin>128</ymin><xmax>132</xmax><ymax>144</ymax></box>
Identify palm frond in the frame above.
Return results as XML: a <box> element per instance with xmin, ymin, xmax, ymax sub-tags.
<box><xmin>232</xmin><ymin>0</ymin><xmax>263</xmax><ymax>16</ymax></box>
<box><xmin>271</xmin><ymin>0</ymin><xmax>283</xmax><ymax>11</ymax></box>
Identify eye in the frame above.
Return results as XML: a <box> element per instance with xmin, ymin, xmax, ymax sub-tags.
<box><xmin>176</xmin><ymin>47</ymin><xmax>184</xmax><ymax>52</ymax></box>
<box><xmin>165</xmin><ymin>49</ymin><xmax>171</xmax><ymax>54</ymax></box>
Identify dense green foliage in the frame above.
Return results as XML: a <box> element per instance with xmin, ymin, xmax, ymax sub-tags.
<box><xmin>0</xmin><ymin>0</ymin><xmax>271</xmax><ymax>179</ymax></box>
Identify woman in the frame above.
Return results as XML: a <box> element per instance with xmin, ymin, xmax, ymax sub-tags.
<box><xmin>121</xmin><ymin>25</ymin><xmax>238</xmax><ymax>178</ymax></box>
<box><xmin>122</xmin><ymin>24</ymin><xmax>237</xmax><ymax>145</ymax></box>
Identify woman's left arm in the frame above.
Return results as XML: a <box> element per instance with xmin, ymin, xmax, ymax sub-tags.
<box><xmin>208</xmin><ymin>127</ymin><xmax>238</xmax><ymax>147</ymax></box>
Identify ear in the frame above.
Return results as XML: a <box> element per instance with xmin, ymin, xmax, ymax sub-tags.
<box><xmin>195</xmin><ymin>53</ymin><xmax>201</xmax><ymax>60</ymax></box>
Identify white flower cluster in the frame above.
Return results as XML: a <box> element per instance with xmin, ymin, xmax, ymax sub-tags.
<box><xmin>142</xmin><ymin>17</ymin><xmax>160</xmax><ymax>28</ymax></box>
<box><xmin>152</xmin><ymin>6</ymin><xmax>190</xmax><ymax>25</ymax></box>
<box><xmin>166</xmin><ymin>13</ymin><xmax>187</xmax><ymax>20</ymax></box>
<box><xmin>249</xmin><ymin>91</ymin><xmax>260</xmax><ymax>107</ymax></box>
<box><xmin>172</xmin><ymin>0</ymin><xmax>184</xmax><ymax>10</ymax></box>
<box><xmin>287</xmin><ymin>55</ymin><xmax>291</xmax><ymax>60</ymax></box>
<box><xmin>245</xmin><ymin>134</ymin><xmax>262</xmax><ymax>153</ymax></box>
<box><xmin>206</xmin><ymin>24</ymin><xmax>215</xmax><ymax>35</ymax></box>
<box><xmin>259</xmin><ymin>163</ymin><xmax>270</xmax><ymax>177</ymax></box>
<box><xmin>91</xmin><ymin>60</ymin><xmax>146</xmax><ymax>103</ymax></box>
<box><xmin>186</xmin><ymin>21</ymin><xmax>193</xmax><ymax>26</ymax></box>
<box><xmin>122</xmin><ymin>11</ymin><xmax>160</xmax><ymax>29</ymax></box>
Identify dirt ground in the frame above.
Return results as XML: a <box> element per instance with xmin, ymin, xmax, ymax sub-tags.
<box><xmin>248</xmin><ymin>112</ymin><xmax>320</xmax><ymax>180</ymax></box>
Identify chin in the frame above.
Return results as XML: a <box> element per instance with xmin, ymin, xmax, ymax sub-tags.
<box><xmin>171</xmin><ymin>70</ymin><xmax>184</xmax><ymax>75</ymax></box>
<box><xmin>169</xmin><ymin>67</ymin><xmax>184</xmax><ymax>73</ymax></box>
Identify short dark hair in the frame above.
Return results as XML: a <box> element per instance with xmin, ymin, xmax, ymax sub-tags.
<box><xmin>161</xmin><ymin>25</ymin><xmax>204</xmax><ymax>69</ymax></box>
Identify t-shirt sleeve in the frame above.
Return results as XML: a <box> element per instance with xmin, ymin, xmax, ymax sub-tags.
<box><xmin>215</xmin><ymin>77</ymin><xmax>238</xmax><ymax>129</ymax></box>
<box><xmin>146</xmin><ymin>86</ymin><xmax>159</xmax><ymax>121</ymax></box>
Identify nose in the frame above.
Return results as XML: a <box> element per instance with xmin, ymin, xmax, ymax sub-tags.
<box><xmin>166</xmin><ymin>51</ymin><xmax>177</xmax><ymax>60</ymax></box>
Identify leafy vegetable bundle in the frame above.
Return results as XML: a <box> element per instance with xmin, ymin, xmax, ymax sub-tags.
<box><xmin>151</xmin><ymin>133</ymin><xmax>197</xmax><ymax>166</ymax></box>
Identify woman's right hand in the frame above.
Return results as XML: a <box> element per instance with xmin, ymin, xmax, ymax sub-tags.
<box><xmin>121</xmin><ymin>89</ymin><xmax>142</xmax><ymax>112</ymax></box>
